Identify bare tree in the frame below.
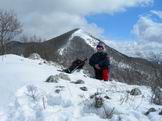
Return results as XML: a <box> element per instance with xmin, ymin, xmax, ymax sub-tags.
<box><xmin>29</xmin><ymin>35</ymin><xmax>43</xmax><ymax>43</ymax></box>
<box><xmin>0</xmin><ymin>9</ymin><xmax>22</xmax><ymax>55</ymax></box>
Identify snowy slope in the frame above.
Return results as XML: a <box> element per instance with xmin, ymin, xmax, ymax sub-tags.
<box><xmin>0</xmin><ymin>54</ymin><xmax>162</xmax><ymax>121</ymax></box>
<box><xmin>0</xmin><ymin>54</ymin><xmax>60</xmax><ymax>111</ymax></box>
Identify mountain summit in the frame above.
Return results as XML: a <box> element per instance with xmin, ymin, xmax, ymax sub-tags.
<box><xmin>4</xmin><ymin>28</ymin><xmax>162</xmax><ymax>88</ymax></box>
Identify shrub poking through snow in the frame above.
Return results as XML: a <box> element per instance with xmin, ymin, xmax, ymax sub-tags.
<box><xmin>25</xmin><ymin>85</ymin><xmax>39</xmax><ymax>100</ymax></box>
<box><xmin>45</xmin><ymin>75</ymin><xmax>59</xmax><ymax>83</ymax></box>
<box><xmin>120</xmin><ymin>91</ymin><xmax>130</xmax><ymax>104</ymax></box>
<box><xmin>82</xmin><ymin>92</ymin><xmax>115</xmax><ymax>119</ymax></box>
<box><xmin>90</xmin><ymin>93</ymin><xmax>105</xmax><ymax>108</ymax></box>
<box><xmin>7</xmin><ymin>86</ymin><xmax>47</xmax><ymax>121</ymax></box>
<box><xmin>94</xmin><ymin>96</ymin><xmax>104</xmax><ymax>108</ymax></box>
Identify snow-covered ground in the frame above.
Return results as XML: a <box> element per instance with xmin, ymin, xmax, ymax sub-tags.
<box><xmin>0</xmin><ymin>54</ymin><xmax>59</xmax><ymax>110</ymax></box>
<box><xmin>0</xmin><ymin>54</ymin><xmax>162</xmax><ymax>121</ymax></box>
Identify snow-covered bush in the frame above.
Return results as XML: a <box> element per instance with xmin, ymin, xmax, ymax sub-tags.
<box><xmin>6</xmin><ymin>85</ymin><xmax>46</xmax><ymax>121</ymax></box>
<box><xmin>25</xmin><ymin>85</ymin><xmax>39</xmax><ymax>100</ymax></box>
<box><xmin>94</xmin><ymin>96</ymin><xmax>104</xmax><ymax>108</ymax></box>
<box><xmin>83</xmin><ymin>92</ymin><xmax>115</xmax><ymax>119</ymax></box>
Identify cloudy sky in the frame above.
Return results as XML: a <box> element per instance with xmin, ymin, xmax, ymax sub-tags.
<box><xmin>0</xmin><ymin>0</ymin><xmax>162</xmax><ymax>57</ymax></box>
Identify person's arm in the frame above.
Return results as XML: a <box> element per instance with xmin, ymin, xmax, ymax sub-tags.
<box><xmin>89</xmin><ymin>54</ymin><xmax>95</xmax><ymax>67</ymax></box>
<box><xmin>98</xmin><ymin>54</ymin><xmax>110</xmax><ymax>68</ymax></box>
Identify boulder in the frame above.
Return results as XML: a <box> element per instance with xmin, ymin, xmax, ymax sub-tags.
<box><xmin>45</xmin><ymin>75</ymin><xmax>59</xmax><ymax>83</ymax></box>
<box><xmin>71</xmin><ymin>79</ymin><xmax>85</xmax><ymax>84</ymax></box>
<box><xmin>80</xmin><ymin>86</ymin><xmax>88</xmax><ymax>91</ymax></box>
<box><xmin>58</xmin><ymin>73</ymin><xmax>71</xmax><ymax>81</ymax></box>
<box><xmin>144</xmin><ymin>107</ymin><xmax>156</xmax><ymax>115</ymax></box>
<box><xmin>29</xmin><ymin>53</ymin><xmax>41</xmax><ymax>60</ymax></box>
<box><xmin>130</xmin><ymin>88</ymin><xmax>142</xmax><ymax>96</ymax></box>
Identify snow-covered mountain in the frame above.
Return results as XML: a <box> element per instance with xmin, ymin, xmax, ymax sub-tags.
<box><xmin>0</xmin><ymin>54</ymin><xmax>162</xmax><ymax>121</ymax></box>
<box><xmin>4</xmin><ymin>28</ymin><xmax>162</xmax><ymax>88</ymax></box>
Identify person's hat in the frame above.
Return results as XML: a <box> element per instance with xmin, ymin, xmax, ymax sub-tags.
<box><xmin>96</xmin><ymin>42</ymin><xmax>105</xmax><ymax>50</ymax></box>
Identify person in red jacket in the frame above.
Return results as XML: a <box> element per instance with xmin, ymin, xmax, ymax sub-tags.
<box><xmin>89</xmin><ymin>42</ymin><xmax>110</xmax><ymax>81</ymax></box>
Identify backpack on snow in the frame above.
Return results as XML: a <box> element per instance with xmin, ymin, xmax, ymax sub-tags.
<box><xmin>61</xmin><ymin>58</ymin><xmax>87</xmax><ymax>74</ymax></box>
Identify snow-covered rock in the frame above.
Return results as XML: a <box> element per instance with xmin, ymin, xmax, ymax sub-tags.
<box><xmin>130</xmin><ymin>88</ymin><xmax>142</xmax><ymax>96</ymax></box>
<box><xmin>29</xmin><ymin>53</ymin><xmax>41</xmax><ymax>60</ymax></box>
<box><xmin>58</xmin><ymin>73</ymin><xmax>71</xmax><ymax>81</ymax></box>
<box><xmin>45</xmin><ymin>75</ymin><xmax>59</xmax><ymax>83</ymax></box>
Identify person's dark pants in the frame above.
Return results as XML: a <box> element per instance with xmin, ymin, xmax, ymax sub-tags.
<box><xmin>95</xmin><ymin>69</ymin><xmax>103</xmax><ymax>80</ymax></box>
<box><xmin>94</xmin><ymin>68</ymin><xmax>110</xmax><ymax>81</ymax></box>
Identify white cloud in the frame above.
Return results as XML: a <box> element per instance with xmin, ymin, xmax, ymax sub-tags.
<box><xmin>105</xmin><ymin>39</ymin><xmax>162</xmax><ymax>60</ymax></box>
<box><xmin>151</xmin><ymin>10</ymin><xmax>162</xmax><ymax>19</ymax></box>
<box><xmin>133</xmin><ymin>11</ymin><xmax>162</xmax><ymax>43</ymax></box>
<box><xmin>21</xmin><ymin>11</ymin><xmax>104</xmax><ymax>39</ymax></box>
<box><xmin>0</xmin><ymin>0</ymin><xmax>153</xmax><ymax>39</ymax></box>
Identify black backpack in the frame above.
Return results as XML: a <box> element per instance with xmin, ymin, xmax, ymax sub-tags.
<box><xmin>63</xmin><ymin>58</ymin><xmax>87</xmax><ymax>73</ymax></box>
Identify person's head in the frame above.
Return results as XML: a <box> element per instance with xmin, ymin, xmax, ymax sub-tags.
<box><xmin>96</xmin><ymin>42</ymin><xmax>105</xmax><ymax>52</ymax></box>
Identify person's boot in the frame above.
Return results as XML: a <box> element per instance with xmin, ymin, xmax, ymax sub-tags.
<box><xmin>109</xmin><ymin>78</ymin><xmax>113</xmax><ymax>81</ymax></box>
